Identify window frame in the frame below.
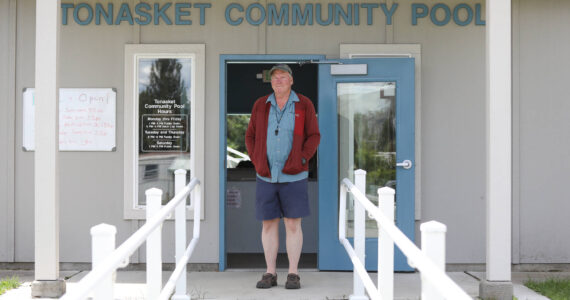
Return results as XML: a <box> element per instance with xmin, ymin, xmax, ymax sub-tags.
<box><xmin>124</xmin><ymin>44</ymin><xmax>205</xmax><ymax>220</ymax></box>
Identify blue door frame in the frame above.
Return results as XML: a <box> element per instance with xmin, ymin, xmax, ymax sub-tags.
<box><xmin>317</xmin><ymin>58</ymin><xmax>415</xmax><ymax>271</ymax></box>
<box><xmin>218</xmin><ymin>54</ymin><xmax>325</xmax><ymax>271</ymax></box>
<box><xmin>219</xmin><ymin>55</ymin><xmax>415</xmax><ymax>271</ymax></box>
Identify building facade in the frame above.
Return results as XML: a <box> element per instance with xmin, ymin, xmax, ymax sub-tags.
<box><xmin>0</xmin><ymin>0</ymin><xmax>569</xmax><ymax>272</ymax></box>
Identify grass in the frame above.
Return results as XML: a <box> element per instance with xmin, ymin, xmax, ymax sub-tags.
<box><xmin>0</xmin><ymin>276</ymin><xmax>21</xmax><ymax>295</ymax></box>
<box><xmin>525</xmin><ymin>278</ymin><xmax>570</xmax><ymax>300</ymax></box>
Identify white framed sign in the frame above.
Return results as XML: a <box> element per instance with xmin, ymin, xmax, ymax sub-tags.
<box><xmin>23</xmin><ymin>88</ymin><xmax>116</xmax><ymax>151</ymax></box>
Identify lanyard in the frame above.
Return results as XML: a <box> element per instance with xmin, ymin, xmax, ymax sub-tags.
<box><xmin>274</xmin><ymin>101</ymin><xmax>287</xmax><ymax>136</ymax></box>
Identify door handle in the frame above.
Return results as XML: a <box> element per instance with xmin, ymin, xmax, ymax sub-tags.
<box><xmin>396</xmin><ymin>160</ymin><xmax>412</xmax><ymax>169</ymax></box>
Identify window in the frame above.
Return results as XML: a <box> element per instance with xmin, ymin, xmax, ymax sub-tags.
<box><xmin>143</xmin><ymin>164</ymin><xmax>158</xmax><ymax>180</ymax></box>
<box><xmin>124</xmin><ymin>44</ymin><xmax>205</xmax><ymax>219</ymax></box>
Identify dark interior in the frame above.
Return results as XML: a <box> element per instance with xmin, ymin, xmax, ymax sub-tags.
<box><xmin>226</xmin><ymin>62</ymin><xmax>318</xmax><ymax>114</ymax></box>
<box><xmin>225</xmin><ymin>62</ymin><xmax>319</xmax><ymax>269</ymax></box>
<box><xmin>226</xmin><ymin>62</ymin><xmax>319</xmax><ymax>181</ymax></box>
<box><xmin>227</xmin><ymin>253</ymin><xmax>317</xmax><ymax>269</ymax></box>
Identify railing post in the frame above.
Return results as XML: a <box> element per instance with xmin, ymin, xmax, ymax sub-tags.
<box><xmin>146</xmin><ymin>188</ymin><xmax>163</xmax><ymax>300</ymax></box>
<box><xmin>378</xmin><ymin>187</ymin><xmax>395</xmax><ymax>300</ymax></box>
<box><xmin>172</xmin><ymin>170</ymin><xmax>190</xmax><ymax>300</ymax></box>
<box><xmin>339</xmin><ymin>183</ymin><xmax>347</xmax><ymax>241</ymax></box>
<box><xmin>420</xmin><ymin>221</ymin><xmax>447</xmax><ymax>300</ymax></box>
<box><xmin>90</xmin><ymin>223</ymin><xmax>117</xmax><ymax>300</ymax></box>
<box><xmin>351</xmin><ymin>170</ymin><xmax>368</xmax><ymax>300</ymax></box>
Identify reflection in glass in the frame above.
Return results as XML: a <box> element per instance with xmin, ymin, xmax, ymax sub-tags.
<box><xmin>226</xmin><ymin>114</ymin><xmax>252</xmax><ymax>169</ymax></box>
<box><xmin>137</xmin><ymin>58</ymin><xmax>191</xmax><ymax>206</ymax></box>
<box><xmin>338</xmin><ymin>82</ymin><xmax>396</xmax><ymax>237</ymax></box>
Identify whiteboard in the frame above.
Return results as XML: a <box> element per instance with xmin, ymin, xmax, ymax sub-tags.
<box><xmin>23</xmin><ymin>88</ymin><xmax>116</xmax><ymax>151</ymax></box>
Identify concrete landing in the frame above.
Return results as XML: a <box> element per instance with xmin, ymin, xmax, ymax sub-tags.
<box><xmin>2</xmin><ymin>270</ymin><xmax>566</xmax><ymax>300</ymax></box>
<box><xmin>2</xmin><ymin>269</ymin><xmax>478</xmax><ymax>300</ymax></box>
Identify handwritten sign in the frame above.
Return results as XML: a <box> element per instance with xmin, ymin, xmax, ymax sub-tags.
<box><xmin>23</xmin><ymin>88</ymin><xmax>116</xmax><ymax>151</ymax></box>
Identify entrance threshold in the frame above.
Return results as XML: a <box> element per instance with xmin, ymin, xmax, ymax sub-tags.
<box><xmin>226</xmin><ymin>253</ymin><xmax>317</xmax><ymax>269</ymax></box>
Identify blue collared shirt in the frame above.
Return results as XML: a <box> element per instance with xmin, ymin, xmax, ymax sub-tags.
<box><xmin>257</xmin><ymin>91</ymin><xmax>308</xmax><ymax>183</ymax></box>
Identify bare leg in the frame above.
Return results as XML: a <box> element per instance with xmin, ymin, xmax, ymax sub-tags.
<box><xmin>261</xmin><ymin>218</ymin><xmax>280</xmax><ymax>275</ymax></box>
<box><xmin>284</xmin><ymin>217</ymin><xmax>303</xmax><ymax>274</ymax></box>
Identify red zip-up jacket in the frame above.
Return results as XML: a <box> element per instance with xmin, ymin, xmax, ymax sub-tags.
<box><xmin>245</xmin><ymin>93</ymin><xmax>320</xmax><ymax>178</ymax></box>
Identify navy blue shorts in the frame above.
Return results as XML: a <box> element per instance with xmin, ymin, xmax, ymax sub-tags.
<box><xmin>255</xmin><ymin>178</ymin><xmax>310</xmax><ymax>221</ymax></box>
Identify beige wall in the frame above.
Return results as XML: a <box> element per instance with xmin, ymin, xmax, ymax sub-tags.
<box><xmin>394</xmin><ymin>0</ymin><xmax>487</xmax><ymax>263</ymax></box>
<box><xmin>15</xmin><ymin>0</ymin><xmax>147</xmax><ymax>263</ymax></box>
<box><xmin>0</xmin><ymin>0</ymin><xmax>16</xmax><ymax>262</ymax></box>
<box><xmin>11</xmin><ymin>0</ymin><xmax>488</xmax><ymax>264</ymax></box>
<box><xmin>14</xmin><ymin>0</ymin><xmax>35</xmax><ymax>262</ymax></box>
<box><xmin>514</xmin><ymin>0</ymin><xmax>570</xmax><ymax>263</ymax></box>
<box><xmin>4</xmin><ymin>0</ymin><xmax>569</xmax><ymax>266</ymax></box>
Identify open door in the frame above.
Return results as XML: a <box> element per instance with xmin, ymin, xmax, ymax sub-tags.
<box><xmin>219</xmin><ymin>54</ymin><xmax>325</xmax><ymax>270</ymax></box>
<box><xmin>318</xmin><ymin>58</ymin><xmax>415</xmax><ymax>271</ymax></box>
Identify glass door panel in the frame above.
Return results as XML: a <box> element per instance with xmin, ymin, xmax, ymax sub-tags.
<box><xmin>318</xmin><ymin>57</ymin><xmax>414</xmax><ymax>271</ymax></box>
<box><xmin>338</xmin><ymin>82</ymin><xmax>396</xmax><ymax>238</ymax></box>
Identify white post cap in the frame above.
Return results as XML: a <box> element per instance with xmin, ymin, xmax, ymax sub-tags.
<box><xmin>174</xmin><ymin>169</ymin><xmax>187</xmax><ymax>175</ymax></box>
<box><xmin>420</xmin><ymin>220</ymin><xmax>447</xmax><ymax>233</ymax></box>
<box><xmin>378</xmin><ymin>186</ymin><xmax>395</xmax><ymax>195</ymax></box>
<box><xmin>354</xmin><ymin>169</ymin><xmax>367</xmax><ymax>175</ymax></box>
<box><xmin>145</xmin><ymin>188</ymin><xmax>163</xmax><ymax>197</ymax></box>
<box><xmin>90</xmin><ymin>223</ymin><xmax>117</xmax><ymax>236</ymax></box>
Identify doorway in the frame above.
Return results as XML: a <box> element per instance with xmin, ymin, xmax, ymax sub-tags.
<box><xmin>219</xmin><ymin>55</ymin><xmax>416</xmax><ymax>272</ymax></box>
<box><xmin>219</xmin><ymin>55</ymin><xmax>324</xmax><ymax>270</ymax></box>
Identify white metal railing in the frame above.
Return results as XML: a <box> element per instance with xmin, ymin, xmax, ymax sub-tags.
<box><xmin>60</xmin><ymin>169</ymin><xmax>201</xmax><ymax>300</ymax></box>
<box><xmin>339</xmin><ymin>169</ymin><xmax>472</xmax><ymax>300</ymax></box>
<box><xmin>227</xmin><ymin>146</ymin><xmax>250</xmax><ymax>160</ymax></box>
<box><xmin>227</xmin><ymin>146</ymin><xmax>250</xmax><ymax>168</ymax></box>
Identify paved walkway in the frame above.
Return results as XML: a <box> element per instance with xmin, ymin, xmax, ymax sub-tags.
<box><xmin>1</xmin><ymin>269</ymin><xmax>564</xmax><ymax>299</ymax></box>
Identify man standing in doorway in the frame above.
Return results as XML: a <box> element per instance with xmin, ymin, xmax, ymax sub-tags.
<box><xmin>245</xmin><ymin>64</ymin><xmax>320</xmax><ymax>289</ymax></box>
